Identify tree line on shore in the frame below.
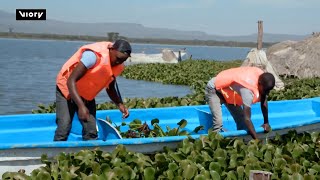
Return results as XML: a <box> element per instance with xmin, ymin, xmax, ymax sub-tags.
<box><xmin>0</xmin><ymin>32</ymin><xmax>275</xmax><ymax>48</ymax></box>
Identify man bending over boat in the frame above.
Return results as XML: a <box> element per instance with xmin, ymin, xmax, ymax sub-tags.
<box><xmin>54</xmin><ymin>39</ymin><xmax>131</xmax><ymax>141</ymax></box>
<box><xmin>205</xmin><ymin>67</ymin><xmax>275</xmax><ymax>139</ymax></box>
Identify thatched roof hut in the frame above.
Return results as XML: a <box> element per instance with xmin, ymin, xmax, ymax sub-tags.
<box><xmin>267</xmin><ymin>34</ymin><xmax>320</xmax><ymax>78</ymax></box>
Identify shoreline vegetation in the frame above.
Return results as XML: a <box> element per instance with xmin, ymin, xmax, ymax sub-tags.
<box><xmin>32</xmin><ymin>60</ymin><xmax>320</xmax><ymax>114</ymax></box>
<box><xmin>0</xmin><ymin>32</ymin><xmax>276</xmax><ymax>48</ymax></box>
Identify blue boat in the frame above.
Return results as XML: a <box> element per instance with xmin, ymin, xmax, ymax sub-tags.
<box><xmin>1</xmin><ymin>97</ymin><xmax>320</xmax><ymax>174</ymax></box>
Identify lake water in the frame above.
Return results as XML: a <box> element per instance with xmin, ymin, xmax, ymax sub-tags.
<box><xmin>0</xmin><ymin>38</ymin><xmax>250</xmax><ymax>115</ymax></box>
<box><xmin>133</xmin><ymin>43</ymin><xmax>251</xmax><ymax>61</ymax></box>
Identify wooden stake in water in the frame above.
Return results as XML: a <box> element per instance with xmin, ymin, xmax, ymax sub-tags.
<box><xmin>257</xmin><ymin>20</ymin><xmax>263</xmax><ymax>50</ymax></box>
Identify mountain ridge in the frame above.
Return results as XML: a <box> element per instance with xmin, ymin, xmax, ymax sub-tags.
<box><xmin>0</xmin><ymin>10</ymin><xmax>308</xmax><ymax>42</ymax></box>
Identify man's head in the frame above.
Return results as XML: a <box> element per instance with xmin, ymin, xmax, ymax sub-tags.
<box><xmin>258</xmin><ymin>72</ymin><xmax>275</xmax><ymax>95</ymax></box>
<box><xmin>109</xmin><ymin>39</ymin><xmax>132</xmax><ymax>66</ymax></box>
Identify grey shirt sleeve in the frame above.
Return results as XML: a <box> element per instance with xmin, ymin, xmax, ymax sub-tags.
<box><xmin>239</xmin><ymin>87</ymin><xmax>254</xmax><ymax>107</ymax></box>
<box><xmin>231</xmin><ymin>83</ymin><xmax>254</xmax><ymax>107</ymax></box>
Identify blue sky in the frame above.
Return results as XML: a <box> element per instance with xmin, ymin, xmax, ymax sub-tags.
<box><xmin>1</xmin><ymin>0</ymin><xmax>319</xmax><ymax>36</ymax></box>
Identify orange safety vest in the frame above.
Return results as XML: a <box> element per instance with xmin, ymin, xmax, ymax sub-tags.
<box><xmin>56</xmin><ymin>41</ymin><xmax>124</xmax><ymax>100</ymax></box>
<box><xmin>215</xmin><ymin>67</ymin><xmax>264</xmax><ymax>106</ymax></box>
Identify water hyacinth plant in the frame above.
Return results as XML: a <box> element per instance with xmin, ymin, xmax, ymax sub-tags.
<box><xmin>32</xmin><ymin>60</ymin><xmax>320</xmax><ymax>113</ymax></box>
<box><xmin>23</xmin><ymin>60</ymin><xmax>320</xmax><ymax>179</ymax></box>
<box><xmin>107</xmin><ymin>117</ymin><xmax>204</xmax><ymax>138</ymax></box>
<box><xmin>3</xmin><ymin>130</ymin><xmax>320</xmax><ymax>179</ymax></box>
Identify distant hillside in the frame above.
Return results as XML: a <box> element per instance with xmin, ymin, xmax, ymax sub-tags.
<box><xmin>0</xmin><ymin>10</ymin><xmax>308</xmax><ymax>42</ymax></box>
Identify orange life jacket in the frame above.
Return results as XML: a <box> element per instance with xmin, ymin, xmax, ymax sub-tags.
<box><xmin>56</xmin><ymin>41</ymin><xmax>124</xmax><ymax>100</ymax></box>
<box><xmin>215</xmin><ymin>67</ymin><xmax>264</xmax><ymax>106</ymax></box>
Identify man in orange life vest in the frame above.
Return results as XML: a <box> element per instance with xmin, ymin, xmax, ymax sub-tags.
<box><xmin>205</xmin><ymin>67</ymin><xmax>275</xmax><ymax>139</ymax></box>
<box><xmin>54</xmin><ymin>39</ymin><xmax>131</xmax><ymax>141</ymax></box>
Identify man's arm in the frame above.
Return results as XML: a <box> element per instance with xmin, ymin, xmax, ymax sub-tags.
<box><xmin>260</xmin><ymin>94</ymin><xmax>271</xmax><ymax>132</ymax></box>
<box><xmin>243</xmin><ymin>105</ymin><xmax>258</xmax><ymax>139</ymax></box>
<box><xmin>67</xmin><ymin>62</ymin><xmax>89</xmax><ymax>121</ymax></box>
<box><xmin>106</xmin><ymin>80</ymin><xmax>123</xmax><ymax>105</ymax></box>
<box><xmin>238</xmin><ymin>87</ymin><xmax>258</xmax><ymax>139</ymax></box>
<box><xmin>106</xmin><ymin>79</ymin><xmax>129</xmax><ymax>118</ymax></box>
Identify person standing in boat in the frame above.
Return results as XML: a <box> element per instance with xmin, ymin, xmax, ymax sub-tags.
<box><xmin>205</xmin><ymin>66</ymin><xmax>275</xmax><ymax>139</ymax></box>
<box><xmin>54</xmin><ymin>39</ymin><xmax>131</xmax><ymax>141</ymax></box>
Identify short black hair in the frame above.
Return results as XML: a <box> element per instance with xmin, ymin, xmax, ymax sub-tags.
<box><xmin>113</xmin><ymin>39</ymin><xmax>132</xmax><ymax>56</ymax></box>
<box><xmin>259</xmin><ymin>72</ymin><xmax>275</xmax><ymax>92</ymax></box>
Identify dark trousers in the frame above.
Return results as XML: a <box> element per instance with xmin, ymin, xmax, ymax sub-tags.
<box><xmin>54</xmin><ymin>86</ymin><xmax>98</xmax><ymax>141</ymax></box>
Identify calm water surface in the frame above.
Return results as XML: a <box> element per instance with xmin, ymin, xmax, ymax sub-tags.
<box><xmin>0</xmin><ymin>38</ymin><xmax>249</xmax><ymax>115</ymax></box>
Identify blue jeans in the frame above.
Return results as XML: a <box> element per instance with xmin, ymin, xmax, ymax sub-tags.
<box><xmin>54</xmin><ymin>86</ymin><xmax>98</xmax><ymax>141</ymax></box>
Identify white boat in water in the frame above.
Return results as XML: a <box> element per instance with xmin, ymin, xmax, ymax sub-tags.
<box><xmin>127</xmin><ymin>48</ymin><xmax>189</xmax><ymax>64</ymax></box>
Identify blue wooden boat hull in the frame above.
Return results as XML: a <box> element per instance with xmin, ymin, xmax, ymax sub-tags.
<box><xmin>1</xmin><ymin>97</ymin><xmax>320</xmax><ymax>174</ymax></box>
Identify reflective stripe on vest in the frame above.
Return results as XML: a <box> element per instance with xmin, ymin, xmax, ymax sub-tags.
<box><xmin>215</xmin><ymin>67</ymin><xmax>263</xmax><ymax>106</ymax></box>
<box><xmin>56</xmin><ymin>42</ymin><xmax>124</xmax><ymax>100</ymax></box>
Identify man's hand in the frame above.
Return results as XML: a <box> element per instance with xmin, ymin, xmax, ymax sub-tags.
<box><xmin>261</xmin><ymin>123</ymin><xmax>271</xmax><ymax>133</ymax></box>
<box><xmin>243</xmin><ymin>105</ymin><xmax>258</xmax><ymax>139</ymax></box>
<box><xmin>78</xmin><ymin>105</ymin><xmax>90</xmax><ymax>122</ymax></box>
<box><xmin>118</xmin><ymin>104</ymin><xmax>129</xmax><ymax>119</ymax></box>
